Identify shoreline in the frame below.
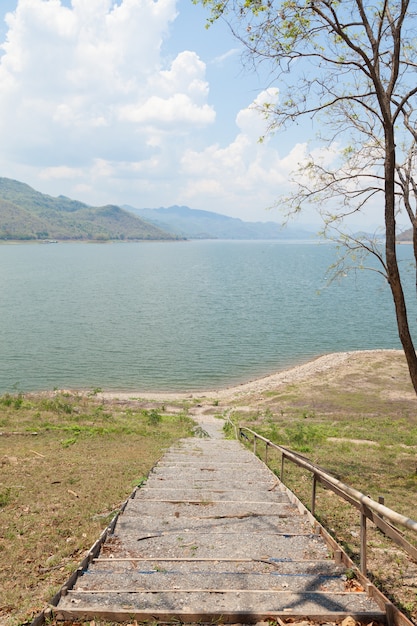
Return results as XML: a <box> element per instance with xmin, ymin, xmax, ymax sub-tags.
<box><xmin>97</xmin><ymin>348</ymin><xmax>403</xmax><ymax>403</ymax></box>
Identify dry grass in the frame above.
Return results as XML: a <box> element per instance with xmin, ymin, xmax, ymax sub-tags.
<box><xmin>2</xmin><ymin>350</ymin><xmax>417</xmax><ymax>625</ymax></box>
<box><xmin>0</xmin><ymin>392</ymin><xmax>194</xmax><ymax>625</ymax></box>
<box><xmin>228</xmin><ymin>351</ymin><xmax>417</xmax><ymax>622</ymax></box>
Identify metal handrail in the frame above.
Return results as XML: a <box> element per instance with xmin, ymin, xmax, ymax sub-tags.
<box><xmin>239</xmin><ymin>426</ymin><xmax>417</xmax><ymax>574</ymax></box>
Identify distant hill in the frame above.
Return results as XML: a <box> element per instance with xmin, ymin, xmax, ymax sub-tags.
<box><xmin>396</xmin><ymin>227</ymin><xmax>413</xmax><ymax>243</ymax></box>
<box><xmin>0</xmin><ymin>178</ymin><xmax>177</xmax><ymax>241</ymax></box>
<box><xmin>124</xmin><ymin>204</ymin><xmax>315</xmax><ymax>240</ymax></box>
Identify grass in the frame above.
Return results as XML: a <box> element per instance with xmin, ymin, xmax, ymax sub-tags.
<box><xmin>0</xmin><ymin>391</ymin><xmax>194</xmax><ymax>625</ymax></box>
<box><xmin>230</xmin><ymin>350</ymin><xmax>417</xmax><ymax>622</ymax></box>
<box><xmin>2</xmin><ymin>350</ymin><xmax>417</xmax><ymax>625</ymax></box>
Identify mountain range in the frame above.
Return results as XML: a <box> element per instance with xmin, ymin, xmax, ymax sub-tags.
<box><xmin>124</xmin><ymin>205</ymin><xmax>314</xmax><ymax>240</ymax></box>
<box><xmin>0</xmin><ymin>178</ymin><xmax>177</xmax><ymax>241</ymax></box>
<box><xmin>0</xmin><ymin>177</ymin><xmax>315</xmax><ymax>241</ymax></box>
<box><xmin>396</xmin><ymin>228</ymin><xmax>413</xmax><ymax>243</ymax></box>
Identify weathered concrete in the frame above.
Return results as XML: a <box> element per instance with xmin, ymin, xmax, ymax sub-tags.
<box><xmin>54</xmin><ymin>414</ymin><xmax>386</xmax><ymax>623</ymax></box>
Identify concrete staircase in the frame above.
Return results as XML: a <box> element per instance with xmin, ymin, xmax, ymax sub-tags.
<box><xmin>54</xmin><ymin>417</ymin><xmax>386</xmax><ymax>623</ymax></box>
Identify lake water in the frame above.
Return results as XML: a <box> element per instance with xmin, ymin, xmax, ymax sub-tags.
<box><xmin>0</xmin><ymin>240</ymin><xmax>415</xmax><ymax>394</ymax></box>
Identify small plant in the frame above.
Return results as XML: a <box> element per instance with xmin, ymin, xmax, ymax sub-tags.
<box><xmin>14</xmin><ymin>394</ymin><xmax>24</xmax><ymax>409</ymax></box>
<box><xmin>222</xmin><ymin>421</ymin><xmax>234</xmax><ymax>439</ymax></box>
<box><xmin>177</xmin><ymin>411</ymin><xmax>189</xmax><ymax>423</ymax></box>
<box><xmin>266</xmin><ymin>422</ymin><xmax>279</xmax><ymax>441</ymax></box>
<box><xmin>0</xmin><ymin>393</ymin><xmax>13</xmax><ymax>407</ymax></box>
<box><xmin>0</xmin><ymin>487</ymin><xmax>12</xmax><ymax>508</ymax></box>
<box><xmin>284</xmin><ymin>423</ymin><xmax>327</xmax><ymax>452</ymax></box>
<box><xmin>0</xmin><ymin>392</ymin><xmax>24</xmax><ymax>409</ymax></box>
<box><xmin>39</xmin><ymin>396</ymin><xmax>73</xmax><ymax>414</ymax></box>
<box><xmin>61</xmin><ymin>437</ymin><xmax>77</xmax><ymax>448</ymax></box>
<box><xmin>402</xmin><ymin>601</ymin><xmax>417</xmax><ymax>617</ymax></box>
<box><xmin>194</xmin><ymin>425</ymin><xmax>210</xmax><ymax>438</ymax></box>
<box><xmin>143</xmin><ymin>409</ymin><xmax>162</xmax><ymax>426</ymax></box>
<box><xmin>153</xmin><ymin>564</ymin><xmax>168</xmax><ymax>573</ymax></box>
<box><xmin>345</xmin><ymin>567</ymin><xmax>357</xmax><ymax>580</ymax></box>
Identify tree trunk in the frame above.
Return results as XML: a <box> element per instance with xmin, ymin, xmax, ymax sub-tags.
<box><xmin>413</xmin><ymin>222</ymin><xmax>417</xmax><ymax>300</ymax></box>
<box><xmin>385</xmin><ymin>127</ymin><xmax>417</xmax><ymax>393</ymax></box>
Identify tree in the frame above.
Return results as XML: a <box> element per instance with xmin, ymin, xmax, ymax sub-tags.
<box><xmin>199</xmin><ymin>0</ymin><xmax>417</xmax><ymax>393</ymax></box>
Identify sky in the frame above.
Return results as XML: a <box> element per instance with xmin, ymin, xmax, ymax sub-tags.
<box><xmin>0</xmin><ymin>0</ymin><xmax>383</xmax><ymax>228</ymax></box>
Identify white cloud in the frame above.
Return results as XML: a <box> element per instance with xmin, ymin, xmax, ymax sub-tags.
<box><xmin>211</xmin><ymin>47</ymin><xmax>240</xmax><ymax>65</ymax></box>
<box><xmin>120</xmin><ymin>93</ymin><xmax>215</xmax><ymax>126</ymax></box>
<box><xmin>0</xmin><ymin>1</ymin><xmax>360</xmax><ymax>225</ymax></box>
<box><xmin>235</xmin><ymin>88</ymin><xmax>279</xmax><ymax>139</ymax></box>
<box><xmin>179</xmin><ymin>89</ymin><xmax>310</xmax><ymax>218</ymax></box>
<box><xmin>156</xmin><ymin>51</ymin><xmax>209</xmax><ymax>100</ymax></box>
<box><xmin>40</xmin><ymin>165</ymin><xmax>83</xmax><ymax>180</ymax></box>
<box><xmin>0</xmin><ymin>0</ymin><xmax>213</xmax><ymax>159</ymax></box>
<box><xmin>119</xmin><ymin>51</ymin><xmax>215</xmax><ymax>127</ymax></box>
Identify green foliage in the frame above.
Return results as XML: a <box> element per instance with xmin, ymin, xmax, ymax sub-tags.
<box><xmin>222</xmin><ymin>420</ymin><xmax>235</xmax><ymax>438</ymax></box>
<box><xmin>37</xmin><ymin>396</ymin><xmax>73</xmax><ymax>414</ymax></box>
<box><xmin>283</xmin><ymin>422</ymin><xmax>328</xmax><ymax>452</ymax></box>
<box><xmin>344</xmin><ymin>567</ymin><xmax>357</xmax><ymax>581</ymax></box>
<box><xmin>61</xmin><ymin>437</ymin><xmax>77</xmax><ymax>448</ymax></box>
<box><xmin>143</xmin><ymin>408</ymin><xmax>163</xmax><ymax>426</ymax></box>
<box><xmin>0</xmin><ymin>393</ymin><xmax>24</xmax><ymax>409</ymax></box>
<box><xmin>0</xmin><ymin>177</ymin><xmax>177</xmax><ymax>242</ymax></box>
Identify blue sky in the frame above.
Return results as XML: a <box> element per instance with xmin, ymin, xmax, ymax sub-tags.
<box><xmin>0</xmin><ymin>0</ymin><xmax>381</xmax><ymax>227</ymax></box>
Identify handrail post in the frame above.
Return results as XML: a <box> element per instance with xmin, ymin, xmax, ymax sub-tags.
<box><xmin>265</xmin><ymin>441</ymin><xmax>269</xmax><ymax>465</ymax></box>
<box><xmin>360</xmin><ymin>507</ymin><xmax>367</xmax><ymax>575</ymax></box>
<box><xmin>378</xmin><ymin>495</ymin><xmax>385</xmax><ymax>521</ymax></box>
<box><xmin>239</xmin><ymin>426</ymin><xmax>417</xmax><ymax>543</ymax></box>
<box><xmin>253</xmin><ymin>435</ymin><xmax>257</xmax><ymax>456</ymax></box>
<box><xmin>311</xmin><ymin>474</ymin><xmax>317</xmax><ymax>517</ymax></box>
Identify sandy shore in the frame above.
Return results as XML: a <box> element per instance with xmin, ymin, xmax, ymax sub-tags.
<box><xmin>98</xmin><ymin>349</ymin><xmax>403</xmax><ymax>403</ymax></box>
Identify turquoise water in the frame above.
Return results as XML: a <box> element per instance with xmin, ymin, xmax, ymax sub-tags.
<box><xmin>0</xmin><ymin>240</ymin><xmax>414</xmax><ymax>393</ymax></box>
